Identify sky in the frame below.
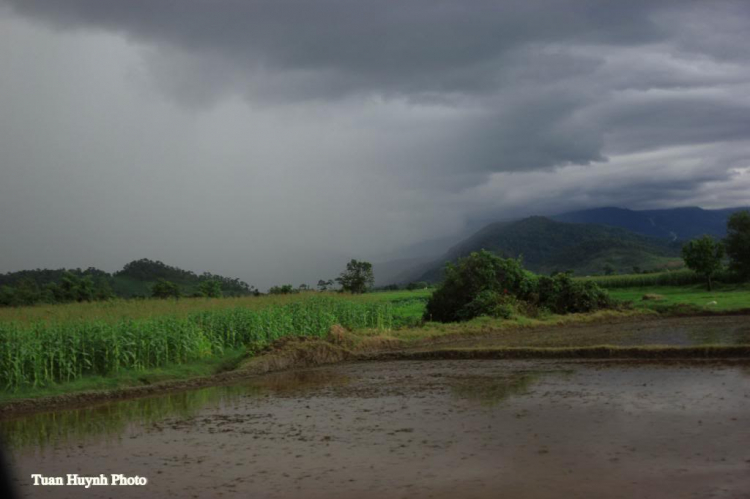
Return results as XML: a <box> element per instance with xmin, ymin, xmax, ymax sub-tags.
<box><xmin>1</xmin><ymin>1</ymin><xmax>749</xmax><ymax>289</ymax></box>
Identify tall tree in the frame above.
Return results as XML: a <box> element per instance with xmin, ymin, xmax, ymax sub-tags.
<box><xmin>682</xmin><ymin>235</ymin><xmax>724</xmax><ymax>291</ymax></box>
<box><xmin>725</xmin><ymin>210</ymin><xmax>750</xmax><ymax>280</ymax></box>
<box><xmin>336</xmin><ymin>260</ymin><xmax>374</xmax><ymax>294</ymax></box>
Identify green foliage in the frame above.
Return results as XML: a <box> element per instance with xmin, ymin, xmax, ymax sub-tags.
<box><xmin>0</xmin><ymin>297</ymin><xmax>396</xmax><ymax>390</ymax></box>
<box><xmin>406</xmin><ymin>281</ymin><xmax>429</xmax><ymax>291</ymax></box>
<box><xmin>0</xmin><ymin>260</ymin><xmax>254</xmax><ymax>307</ymax></box>
<box><xmin>603</xmin><ymin>263</ymin><xmax>615</xmax><ymax>275</ymax></box>
<box><xmin>682</xmin><ymin>236</ymin><xmax>725</xmax><ymax>291</ymax></box>
<box><xmin>268</xmin><ymin>284</ymin><xmax>297</xmax><ymax>295</ymax></box>
<box><xmin>424</xmin><ymin>250</ymin><xmax>535</xmax><ymax>322</ymax></box>
<box><xmin>457</xmin><ymin>290</ymin><xmax>517</xmax><ymax>321</ymax></box>
<box><xmin>151</xmin><ymin>279</ymin><xmax>181</xmax><ymax>299</ymax></box>
<box><xmin>535</xmin><ymin>273</ymin><xmax>611</xmax><ymax>314</ymax></box>
<box><xmin>424</xmin><ymin>250</ymin><xmax>611</xmax><ymax>322</ymax></box>
<box><xmin>336</xmin><ymin>259</ymin><xmax>374</xmax><ymax>294</ymax></box>
<box><xmin>198</xmin><ymin>280</ymin><xmax>223</xmax><ymax>298</ymax></box>
<box><xmin>725</xmin><ymin>210</ymin><xmax>750</xmax><ymax>279</ymax></box>
<box><xmin>418</xmin><ymin>216</ymin><xmax>682</xmax><ymax>282</ymax></box>
<box><xmin>116</xmin><ymin>258</ymin><xmax>252</xmax><ymax>297</ymax></box>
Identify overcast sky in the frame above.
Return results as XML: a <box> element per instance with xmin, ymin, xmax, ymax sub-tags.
<box><xmin>1</xmin><ymin>1</ymin><xmax>749</xmax><ymax>288</ymax></box>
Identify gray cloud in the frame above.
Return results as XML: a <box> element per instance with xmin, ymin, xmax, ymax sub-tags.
<box><xmin>1</xmin><ymin>1</ymin><xmax>749</xmax><ymax>287</ymax></box>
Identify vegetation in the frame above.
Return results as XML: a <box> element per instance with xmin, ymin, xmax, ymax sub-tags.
<box><xmin>0</xmin><ymin>297</ymin><xmax>396</xmax><ymax>391</ymax></box>
<box><xmin>0</xmin><ymin>270</ymin><xmax>113</xmax><ymax>307</ymax></box>
<box><xmin>415</xmin><ymin>216</ymin><xmax>682</xmax><ymax>283</ymax></box>
<box><xmin>0</xmin><ymin>258</ymin><xmax>255</xmax><ymax>307</ymax></box>
<box><xmin>424</xmin><ymin>250</ymin><xmax>610</xmax><ymax>323</ymax></box>
<box><xmin>681</xmin><ymin>235</ymin><xmax>725</xmax><ymax>291</ymax></box>
<box><xmin>608</xmin><ymin>284</ymin><xmax>750</xmax><ymax>312</ymax></box>
<box><xmin>725</xmin><ymin>210</ymin><xmax>750</xmax><ymax>279</ymax></box>
<box><xmin>198</xmin><ymin>279</ymin><xmax>223</xmax><ymax>298</ymax></box>
<box><xmin>151</xmin><ymin>279</ymin><xmax>181</xmax><ymax>299</ymax></box>
<box><xmin>268</xmin><ymin>284</ymin><xmax>297</xmax><ymax>295</ymax></box>
<box><xmin>336</xmin><ymin>259</ymin><xmax>374</xmax><ymax>294</ymax></box>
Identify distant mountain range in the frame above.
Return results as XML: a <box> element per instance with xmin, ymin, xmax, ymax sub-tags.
<box><xmin>552</xmin><ymin>206</ymin><xmax>748</xmax><ymax>240</ymax></box>
<box><xmin>379</xmin><ymin>206</ymin><xmax>748</xmax><ymax>285</ymax></box>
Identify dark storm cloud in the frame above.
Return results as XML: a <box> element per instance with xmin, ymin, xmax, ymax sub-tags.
<box><xmin>1</xmin><ymin>0</ymin><xmax>749</xmax><ymax>286</ymax></box>
<box><xmin>5</xmin><ymin>0</ymin><xmax>749</xmax><ymax>176</ymax></box>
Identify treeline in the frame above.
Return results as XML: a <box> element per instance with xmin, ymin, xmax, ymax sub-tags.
<box><xmin>0</xmin><ymin>271</ymin><xmax>114</xmax><ymax>307</ymax></box>
<box><xmin>0</xmin><ymin>259</ymin><xmax>255</xmax><ymax>307</ymax></box>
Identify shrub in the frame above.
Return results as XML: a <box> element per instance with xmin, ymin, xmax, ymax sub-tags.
<box><xmin>457</xmin><ymin>290</ymin><xmax>517</xmax><ymax>321</ymax></box>
<box><xmin>424</xmin><ymin>250</ymin><xmax>535</xmax><ymax>322</ymax></box>
<box><xmin>536</xmin><ymin>273</ymin><xmax>610</xmax><ymax>314</ymax></box>
<box><xmin>425</xmin><ymin>250</ymin><xmax>611</xmax><ymax>322</ymax></box>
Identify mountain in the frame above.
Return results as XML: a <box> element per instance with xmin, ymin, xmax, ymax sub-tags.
<box><xmin>402</xmin><ymin>217</ymin><xmax>683</xmax><ymax>283</ymax></box>
<box><xmin>552</xmin><ymin>206</ymin><xmax>748</xmax><ymax>240</ymax></box>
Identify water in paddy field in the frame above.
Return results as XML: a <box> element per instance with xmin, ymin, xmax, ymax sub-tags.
<box><xmin>2</xmin><ymin>360</ymin><xmax>750</xmax><ymax>499</ymax></box>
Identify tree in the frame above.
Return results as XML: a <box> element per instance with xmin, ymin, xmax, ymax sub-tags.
<box><xmin>424</xmin><ymin>250</ymin><xmax>534</xmax><ymax>322</ymax></box>
<box><xmin>269</xmin><ymin>284</ymin><xmax>295</xmax><ymax>295</ymax></box>
<box><xmin>682</xmin><ymin>235</ymin><xmax>724</xmax><ymax>291</ymax></box>
<box><xmin>317</xmin><ymin>279</ymin><xmax>329</xmax><ymax>291</ymax></box>
<box><xmin>151</xmin><ymin>279</ymin><xmax>181</xmax><ymax>299</ymax></box>
<box><xmin>603</xmin><ymin>263</ymin><xmax>615</xmax><ymax>276</ymax></box>
<box><xmin>725</xmin><ymin>210</ymin><xmax>750</xmax><ymax>280</ymax></box>
<box><xmin>336</xmin><ymin>260</ymin><xmax>374</xmax><ymax>294</ymax></box>
<box><xmin>198</xmin><ymin>279</ymin><xmax>222</xmax><ymax>298</ymax></box>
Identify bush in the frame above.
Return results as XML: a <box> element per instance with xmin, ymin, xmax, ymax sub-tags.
<box><xmin>424</xmin><ymin>250</ymin><xmax>535</xmax><ymax>322</ymax></box>
<box><xmin>424</xmin><ymin>250</ymin><xmax>611</xmax><ymax>322</ymax></box>
<box><xmin>457</xmin><ymin>290</ymin><xmax>517</xmax><ymax>321</ymax></box>
<box><xmin>536</xmin><ymin>273</ymin><xmax>610</xmax><ymax>314</ymax></box>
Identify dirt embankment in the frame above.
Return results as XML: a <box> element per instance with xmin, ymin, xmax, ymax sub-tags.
<box><xmin>2</xmin><ymin>315</ymin><xmax>750</xmax><ymax>418</ymax></box>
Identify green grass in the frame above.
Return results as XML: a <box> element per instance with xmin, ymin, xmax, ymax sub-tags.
<box><xmin>609</xmin><ymin>284</ymin><xmax>750</xmax><ymax>311</ymax></box>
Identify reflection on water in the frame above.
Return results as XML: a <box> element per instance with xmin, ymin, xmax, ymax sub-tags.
<box><xmin>450</xmin><ymin>370</ymin><xmax>573</xmax><ymax>407</ymax></box>
<box><xmin>253</xmin><ymin>369</ymin><xmax>351</xmax><ymax>394</ymax></box>
<box><xmin>0</xmin><ymin>368</ymin><xmax>351</xmax><ymax>452</ymax></box>
<box><xmin>451</xmin><ymin>373</ymin><xmax>539</xmax><ymax>407</ymax></box>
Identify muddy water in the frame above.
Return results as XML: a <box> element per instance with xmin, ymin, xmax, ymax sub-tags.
<box><xmin>2</xmin><ymin>360</ymin><xmax>750</xmax><ymax>499</ymax></box>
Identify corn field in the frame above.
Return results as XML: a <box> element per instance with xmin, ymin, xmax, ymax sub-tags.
<box><xmin>0</xmin><ymin>298</ymin><xmax>395</xmax><ymax>390</ymax></box>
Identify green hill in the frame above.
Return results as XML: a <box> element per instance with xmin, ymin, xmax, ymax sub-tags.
<box><xmin>414</xmin><ymin>217</ymin><xmax>683</xmax><ymax>282</ymax></box>
<box><xmin>0</xmin><ymin>258</ymin><xmax>254</xmax><ymax>306</ymax></box>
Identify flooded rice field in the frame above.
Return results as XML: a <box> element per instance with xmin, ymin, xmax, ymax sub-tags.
<box><xmin>2</xmin><ymin>359</ymin><xmax>750</xmax><ymax>499</ymax></box>
<box><xmin>441</xmin><ymin>315</ymin><xmax>750</xmax><ymax>348</ymax></box>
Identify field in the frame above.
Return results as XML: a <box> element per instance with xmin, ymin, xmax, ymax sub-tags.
<box><xmin>609</xmin><ymin>284</ymin><xmax>750</xmax><ymax>311</ymax></box>
<box><xmin>0</xmin><ymin>279</ymin><xmax>748</xmax><ymax>405</ymax></box>
<box><xmin>0</xmin><ymin>296</ymin><xmax>401</xmax><ymax>393</ymax></box>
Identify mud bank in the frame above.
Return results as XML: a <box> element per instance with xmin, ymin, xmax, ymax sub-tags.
<box><xmin>3</xmin><ymin>360</ymin><xmax>750</xmax><ymax>499</ymax></box>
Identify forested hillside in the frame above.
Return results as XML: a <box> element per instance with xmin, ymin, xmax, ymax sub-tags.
<box><xmin>412</xmin><ymin>217</ymin><xmax>682</xmax><ymax>283</ymax></box>
<box><xmin>0</xmin><ymin>259</ymin><xmax>254</xmax><ymax>306</ymax></box>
